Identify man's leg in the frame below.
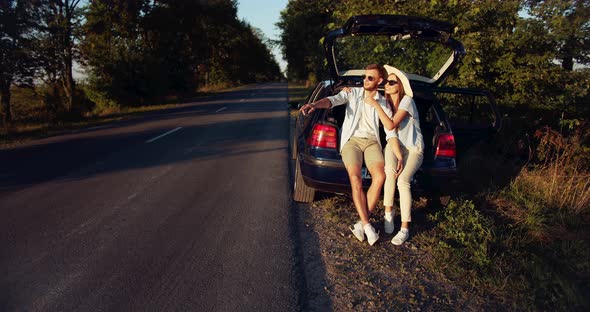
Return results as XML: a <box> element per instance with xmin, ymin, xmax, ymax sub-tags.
<box><xmin>346</xmin><ymin>164</ymin><xmax>370</xmax><ymax>224</ymax></box>
<box><xmin>364</xmin><ymin>141</ymin><xmax>386</xmax><ymax>216</ymax></box>
<box><xmin>342</xmin><ymin>138</ymin><xmax>379</xmax><ymax>246</ymax></box>
<box><xmin>341</xmin><ymin>138</ymin><xmax>370</xmax><ymax>224</ymax></box>
<box><xmin>366</xmin><ymin>161</ymin><xmax>385</xmax><ymax>215</ymax></box>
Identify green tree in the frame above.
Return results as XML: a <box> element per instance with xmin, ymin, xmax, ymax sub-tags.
<box><xmin>526</xmin><ymin>0</ymin><xmax>590</xmax><ymax>71</ymax></box>
<box><xmin>0</xmin><ymin>0</ymin><xmax>40</xmax><ymax>128</ymax></box>
<box><xmin>279</xmin><ymin>0</ymin><xmax>589</xmax><ymax>119</ymax></box>
<box><xmin>37</xmin><ymin>0</ymin><xmax>85</xmax><ymax>119</ymax></box>
<box><xmin>144</xmin><ymin>0</ymin><xmax>207</xmax><ymax>93</ymax></box>
<box><xmin>82</xmin><ymin>0</ymin><xmax>281</xmax><ymax>107</ymax></box>
<box><xmin>277</xmin><ymin>0</ymin><xmax>339</xmax><ymax>82</ymax></box>
<box><xmin>81</xmin><ymin>0</ymin><xmax>151</xmax><ymax>106</ymax></box>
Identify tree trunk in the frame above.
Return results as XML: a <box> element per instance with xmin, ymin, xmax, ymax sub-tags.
<box><xmin>562</xmin><ymin>56</ymin><xmax>574</xmax><ymax>71</ymax></box>
<box><xmin>0</xmin><ymin>80</ymin><xmax>12</xmax><ymax>130</ymax></box>
<box><xmin>62</xmin><ymin>55</ymin><xmax>75</xmax><ymax>113</ymax></box>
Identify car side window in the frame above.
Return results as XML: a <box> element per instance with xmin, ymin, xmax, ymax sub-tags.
<box><xmin>435</xmin><ymin>92</ymin><xmax>496</xmax><ymax>129</ymax></box>
<box><xmin>317</xmin><ymin>86</ymin><xmax>331</xmax><ymax>102</ymax></box>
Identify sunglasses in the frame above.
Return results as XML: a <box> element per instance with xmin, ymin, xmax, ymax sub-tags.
<box><xmin>361</xmin><ymin>74</ymin><xmax>377</xmax><ymax>82</ymax></box>
<box><xmin>386</xmin><ymin>80</ymin><xmax>399</xmax><ymax>86</ymax></box>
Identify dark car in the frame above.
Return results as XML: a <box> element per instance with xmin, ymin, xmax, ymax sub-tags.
<box><xmin>292</xmin><ymin>15</ymin><xmax>501</xmax><ymax>203</ymax></box>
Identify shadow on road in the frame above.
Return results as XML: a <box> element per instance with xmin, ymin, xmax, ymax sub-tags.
<box><xmin>287</xmin><ymin>111</ymin><xmax>333</xmax><ymax>311</ymax></box>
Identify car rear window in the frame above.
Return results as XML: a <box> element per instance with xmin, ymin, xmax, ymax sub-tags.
<box><xmin>333</xmin><ymin>35</ymin><xmax>452</xmax><ymax>81</ymax></box>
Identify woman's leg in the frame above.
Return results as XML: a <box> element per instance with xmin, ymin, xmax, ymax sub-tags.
<box><xmin>396</xmin><ymin>150</ymin><xmax>423</xmax><ymax>226</ymax></box>
<box><xmin>384</xmin><ymin>140</ymin><xmax>406</xmax><ymax>234</ymax></box>
<box><xmin>392</xmin><ymin>149</ymin><xmax>423</xmax><ymax>245</ymax></box>
<box><xmin>383</xmin><ymin>141</ymin><xmax>399</xmax><ymax>212</ymax></box>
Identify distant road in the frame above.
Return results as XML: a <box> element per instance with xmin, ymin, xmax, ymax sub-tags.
<box><xmin>0</xmin><ymin>83</ymin><xmax>302</xmax><ymax>311</ymax></box>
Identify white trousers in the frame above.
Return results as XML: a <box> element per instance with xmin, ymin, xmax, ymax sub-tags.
<box><xmin>383</xmin><ymin>142</ymin><xmax>423</xmax><ymax>222</ymax></box>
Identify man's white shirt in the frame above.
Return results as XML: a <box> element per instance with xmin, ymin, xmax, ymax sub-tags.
<box><xmin>327</xmin><ymin>87</ymin><xmax>392</xmax><ymax>152</ymax></box>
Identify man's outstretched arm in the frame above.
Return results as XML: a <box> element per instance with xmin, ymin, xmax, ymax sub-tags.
<box><xmin>299</xmin><ymin>98</ymin><xmax>332</xmax><ymax>116</ymax></box>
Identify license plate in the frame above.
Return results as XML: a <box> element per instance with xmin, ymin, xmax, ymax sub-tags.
<box><xmin>362</xmin><ymin>167</ymin><xmax>371</xmax><ymax>179</ymax></box>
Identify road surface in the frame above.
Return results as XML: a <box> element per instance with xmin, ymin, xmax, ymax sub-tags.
<box><xmin>0</xmin><ymin>83</ymin><xmax>303</xmax><ymax>311</ymax></box>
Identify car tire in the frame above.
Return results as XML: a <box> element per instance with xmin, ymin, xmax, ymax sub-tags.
<box><xmin>294</xmin><ymin>157</ymin><xmax>315</xmax><ymax>203</ymax></box>
<box><xmin>291</xmin><ymin>129</ymin><xmax>298</xmax><ymax>160</ymax></box>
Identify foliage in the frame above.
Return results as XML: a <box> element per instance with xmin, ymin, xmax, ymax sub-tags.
<box><xmin>499</xmin><ymin>125</ymin><xmax>590</xmax><ymax>309</ymax></box>
<box><xmin>277</xmin><ymin>0</ymin><xmax>590</xmax><ymax>121</ymax></box>
<box><xmin>0</xmin><ymin>0</ymin><xmax>43</xmax><ymax>126</ymax></box>
<box><xmin>277</xmin><ymin>0</ymin><xmax>338</xmax><ymax>81</ymax></box>
<box><xmin>3</xmin><ymin>0</ymin><xmax>282</xmax><ymax>127</ymax></box>
<box><xmin>415</xmin><ymin>123</ymin><xmax>590</xmax><ymax>310</ymax></box>
<box><xmin>35</xmin><ymin>0</ymin><xmax>86</xmax><ymax>120</ymax></box>
<box><xmin>430</xmin><ymin>199</ymin><xmax>494</xmax><ymax>272</ymax></box>
<box><xmin>79</xmin><ymin>0</ymin><xmax>282</xmax><ymax>107</ymax></box>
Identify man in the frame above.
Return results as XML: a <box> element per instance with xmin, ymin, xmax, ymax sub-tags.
<box><xmin>300</xmin><ymin>64</ymin><xmax>392</xmax><ymax>246</ymax></box>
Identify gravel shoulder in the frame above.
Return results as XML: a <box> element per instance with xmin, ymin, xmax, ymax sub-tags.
<box><xmin>295</xmin><ymin>195</ymin><xmax>488</xmax><ymax>311</ymax></box>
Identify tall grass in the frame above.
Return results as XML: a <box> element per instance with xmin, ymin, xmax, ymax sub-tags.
<box><xmin>499</xmin><ymin>126</ymin><xmax>590</xmax><ymax>309</ymax></box>
<box><xmin>416</xmin><ymin>124</ymin><xmax>590</xmax><ymax>310</ymax></box>
<box><xmin>522</xmin><ymin>126</ymin><xmax>589</xmax><ymax>213</ymax></box>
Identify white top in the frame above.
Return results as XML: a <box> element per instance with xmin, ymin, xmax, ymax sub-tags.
<box><xmin>385</xmin><ymin>95</ymin><xmax>424</xmax><ymax>152</ymax></box>
<box><xmin>327</xmin><ymin>87</ymin><xmax>391</xmax><ymax>152</ymax></box>
<box><xmin>352</xmin><ymin>100</ymin><xmax>375</xmax><ymax>138</ymax></box>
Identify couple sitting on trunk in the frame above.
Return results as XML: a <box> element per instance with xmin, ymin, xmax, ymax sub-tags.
<box><xmin>300</xmin><ymin>63</ymin><xmax>424</xmax><ymax>246</ymax></box>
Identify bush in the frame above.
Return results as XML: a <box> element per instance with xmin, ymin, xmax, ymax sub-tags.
<box><xmin>419</xmin><ymin>124</ymin><xmax>590</xmax><ymax>310</ymax></box>
<box><xmin>80</xmin><ymin>83</ymin><xmax>119</xmax><ymax>116</ymax></box>
<box><xmin>430</xmin><ymin>199</ymin><xmax>495</xmax><ymax>276</ymax></box>
<box><xmin>498</xmin><ymin>125</ymin><xmax>590</xmax><ymax>309</ymax></box>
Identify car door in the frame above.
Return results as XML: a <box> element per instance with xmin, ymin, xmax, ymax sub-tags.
<box><xmin>432</xmin><ymin>87</ymin><xmax>502</xmax><ymax>159</ymax></box>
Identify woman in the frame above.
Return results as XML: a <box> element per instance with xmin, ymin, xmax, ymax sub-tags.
<box><xmin>381</xmin><ymin>65</ymin><xmax>424</xmax><ymax>245</ymax></box>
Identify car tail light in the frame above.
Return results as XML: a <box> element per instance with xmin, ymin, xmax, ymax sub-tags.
<box><xmin>307</xmin><ymin>124</ymin><xmax>338</xmax><ymax>149</ymax></box>
<box><xmin>436</xmin><ymin>133</ymin><xmax>456</xmax><ymax>158</ymax></box>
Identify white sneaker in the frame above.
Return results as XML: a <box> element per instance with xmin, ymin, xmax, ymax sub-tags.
<box><xmin>391</xmin><ymin>229</ymin><xmax>409</xmax><ymax>245</ymax></box>
<box><xmin>384</xmin><ymin>214</ymin><xmax>394</xmax><ymax>234</ymax></box>
<box><xmin>349</xmin><ymin>221</ymin><xmax>364</xmax><ymax>242</ymax></box>
<box><xmin>364</xmin><ymin>223</ymin><xmax>379</xmax><ymax>246</ymax></box>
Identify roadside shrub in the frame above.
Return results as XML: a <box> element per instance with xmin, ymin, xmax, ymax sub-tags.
<box><xmin>424</xmin><ymin>124</ymin><xmax>590</xmax><ymax>309</ymax></box>
<box><xmin>80</xmin><ymin>83</ymin><xmax>119</xmax><ymax>116</ymax></box>
<box><xmin>429</xmin><ymin>199</ymin><xmax>495</xmax><ymax>280</ymax></box>
<box><xmin>497</xmin><ymin>125</ymin><xmax>590</xmax><ymax>310</ymax></box>
<box><xmin>9</xmin><ymin>86</ymin><xmax>46</xmax><ymax>123</ymax></box>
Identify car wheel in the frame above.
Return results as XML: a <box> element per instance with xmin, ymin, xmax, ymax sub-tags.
<box><xmin>291</xmin><ymin>130</ymin><xmax>298</xmax><ymax>160</ymax></box>
<box><xmin>293</xmin><ymin>157</ymin><xmax>315</xmax><ymax>203</ymax></box>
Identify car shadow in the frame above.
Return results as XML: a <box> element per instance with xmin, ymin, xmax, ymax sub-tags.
<box><xmin>288</xmin><ymin>111</ymin><xmax>334</xmax><ymax>311</ymax></box>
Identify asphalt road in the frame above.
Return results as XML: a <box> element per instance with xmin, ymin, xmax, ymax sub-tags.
<box><xmin>0</xmin><ymin>83</ymin><xmax>302</xmax><ymax>311</ymax></box>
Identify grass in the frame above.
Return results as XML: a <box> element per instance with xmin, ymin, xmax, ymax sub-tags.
<box><xmin>0</xmin><ymin>83</ymin><xmax>254</xmax><ymax>148</ymax></box>
<box><xmin>0</xmin><ymin>103</ymin><xmax>182</xmax><ymax>148</ymax></box>
<box><xmin>415</xmin><ymin>126</ymin><xmax>590</xmax><ymax>310</ymax></box>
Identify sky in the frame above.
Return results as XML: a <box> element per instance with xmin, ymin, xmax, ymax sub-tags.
<box><xmin>236</xmin><ymin>0</ymin><xmax>289</xmax><ymax>74</ymax></box>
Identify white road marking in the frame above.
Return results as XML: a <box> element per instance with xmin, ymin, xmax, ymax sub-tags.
<box><xmin>145</xmin><ymin>127</ymin><xmax>183</xmax><ymax>143</ymax></box>
<box><xmin>240</xmin><ymin>99</ymin><xmax>246</xmax><ymax>102</ymax></box>
<box><xmin>215</xmin><ymin>107</ymin><xmax>227</xmax><ymax>112</ymax></box>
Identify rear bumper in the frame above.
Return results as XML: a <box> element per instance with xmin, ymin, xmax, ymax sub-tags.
<box><xmin>299</xmin><ymin>154</ymin><xmax>460</xmax><ymax>196</ymax></box>
<box><xmin>300</xmin><ymin>154</ymin><xmax>372</xmax><ymax>194</ymax></box>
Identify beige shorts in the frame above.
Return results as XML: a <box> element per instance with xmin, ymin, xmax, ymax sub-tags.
<box><xmin>341</xmin><ymin>137</ymin><xmax>384</xmax><ymax>168</ymax></box>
